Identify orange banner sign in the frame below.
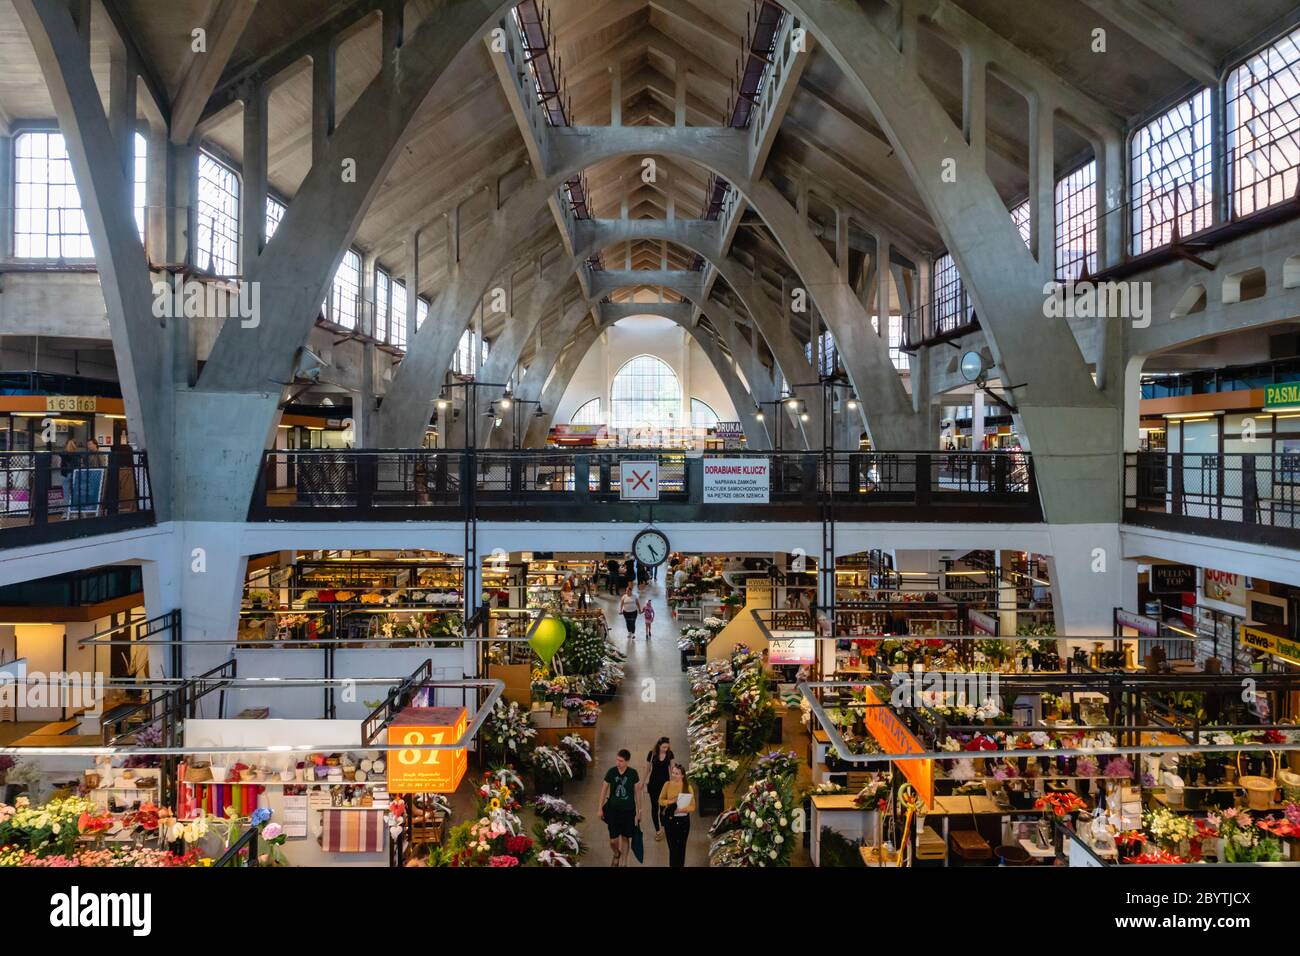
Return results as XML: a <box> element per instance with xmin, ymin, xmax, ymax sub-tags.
<box><xmin>860</xmin><ymin>686</ymin><xmax>934</xmax><ymax>808</ymax></box>
<box><xmin>386</xmin><ymin>706</ymin><xmax>468</xmax><ymax>794</ymax></box>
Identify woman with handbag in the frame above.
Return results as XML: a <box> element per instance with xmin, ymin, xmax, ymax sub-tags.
<box><xmin>656</xmin><ymin>762</ymin><xmax>694</xmax><ymax>867</ymax></box>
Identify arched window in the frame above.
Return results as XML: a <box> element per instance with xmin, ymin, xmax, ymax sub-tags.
<box><xmin>690</xmin><ymin>398</ymin><xmax>719</xmax><ymax>428</ymax></box>
<box><xmin>570</xmin><ymin>398</ymin><xmax>602</xmax><ymax>425</ymax></box>
<box><xmin>610</xmin><ymin>355</ymin><xmax>681</xmax><ymax>430</ymax></box>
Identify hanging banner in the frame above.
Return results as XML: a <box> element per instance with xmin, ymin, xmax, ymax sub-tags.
<box><xmin>702</xmin><ymin>458</ymin><xmax>770</xmax><ymax>502</ymax></box>
<box><xmin>860</xmin><ymin>686</ymin><xmax>933</xmax><ymax>808</ymax></box>
<box><xmin>1202</xmin><ymin>568</ymin><xmax>1249</xmax><ymax>609</ymax></box>
<box><xmin>1239</xmin><ymin>625</ymin><xmax>1300</xmax><ymax>667</ymax></box>
<box><xmin>1150</xmin><ymin>563</ymin><xmax>1196</xmax><ymax>594</ymax></box>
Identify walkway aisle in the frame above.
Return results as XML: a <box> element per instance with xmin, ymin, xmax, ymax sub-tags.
<box><xmin>564</xmin><ymin>579</ymin><xmax>713</xmax><ymax>867</ymax></box>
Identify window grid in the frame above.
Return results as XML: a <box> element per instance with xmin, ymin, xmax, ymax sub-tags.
<box><xmin>571</xmin><ymin>399</ymin><xmax>602</xmax><ymax>425</ymax></box>
<box><xmin>1054</xmin><ymin>159</ymin><xmax>1097</xmax><ymax>282</ymax></box>
<box><xmin>265</xmin><ymin>196</ymin><xmax>285</xmax><ymax>240</ymax></box>
<box><xmin>13</xmin><ymin>131</ymin><xmax>94</xmax><ymax>258</ymax></box>
<box><xmin>390</xmin><ymin>279</ymin><xmax>408</xmax><ymax>349</ymax></box>
<box><xmin>375</xmin><ymin>268</ymin><xmax>391</xmax><ymax>341</ymax></box>
<box><xmin>610</xmin><ymin>355</ymin><xmax>681</xmax><ymax>430</ymax></box>
<box><xmin>329</xmin><ymin>250</ymin><xmax>361</xmax><ymax>329</ymax></box>
<box><xmin>454</xmin><ymin>329</ymin><xmax>478</xmax><ymax>376</ymax></box>
<box><xmin>932</xmin><ymin>253</ymin><xmax>972</xmax><ymax>335</ymax></box>
<box><xmin>690</xmin><ymin>398</ymin><xmax>720</xmax><ymax>428</ymax></box>
<box><xmin>888</xmin><ymin>314</ymin><xmax>909</xmax><ymax>371</ymax></box>
<box><xmin>196</xmin><ymin>151</ymin><xmax>240</xmax><ymax>276</ymax></box>
<box><xmin>804</xmin><ymin>330</ymin><xmax>837</xmax><ymax>377</ymax></box>
<box><xmin>1010</xmin><ymin>199</ymin><xmax>1031</xmax><ymax>248</ymax></box>
<box><xmin>1130</xmin><ymin>88</ymin><xmax>1213</xmax><ymax>254</ymax></box>
<box><xmin>1227</xmin><ymin>25</ymin><xmax>1300</xmax><ymax>218</ymax></box>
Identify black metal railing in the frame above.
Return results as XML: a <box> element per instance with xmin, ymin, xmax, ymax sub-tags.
<box><xmin>0</xmin><ymin>449</ymin><xmax>153</xmax><ymax>547</ymax></box>
<box><xmin>1124</xmin><ymin>451</ymin><xmax>1300</xmax><ymax>546</ymax></box>
<box><xmin>250</xmin><ymin>449</ymin><xmax>1041</xmax><ymax>523</ymax></box>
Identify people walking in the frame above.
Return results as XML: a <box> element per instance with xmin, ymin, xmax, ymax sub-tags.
<box><xmin>618</xmin><ymin>584</ymin><xmax>639</xmax><ymax>638</ymax></box>
<box><xmin>59</xmin><ymin>438</ymin><xmax>78</xmax><ymax>513</ymax></box>
<box><xmin>642</xmin><ymin>595</ymin><xmax>655</xmax><ymax>639</ymax></box>
<box><xmin>598</xmin><ymin>749</ymin><xmax>642</xmax><ymax>866</ymax></box>
<box><xmin>644</xmin><ymin>737</ymin><xmax>674</xmax><ymax>840</ymax></box>
<box><xmin>657</xmin><ymin>762</ymin><xmax>694</xmax><ymax>867</ymax></box>
<box><xmin>607</xmin><ymin>557</ymin><xmax>621</xmax><ymax>595</ymax></box>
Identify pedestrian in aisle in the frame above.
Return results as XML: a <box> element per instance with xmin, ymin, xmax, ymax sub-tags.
<box><xmin>598</xmin><ymin>748</ymin><xmax>642</xmax><ymax>866</ymax></box>
<box><xmin>642</xmin><ymin>595</ymin><xmax>655</xmax><ymax>639</ymax></box>
<box><xmin>657</xmin><ymin>761</ymin><xmax>694</xmax><ymax>867</ymax></box>
<box><xmin>618</xmin><ymin>584</ymin><xmax>639</xmax><ymax>638</ymax></box>
<box><xmin>59</xmin><ymin>438</ymin><xmax>79</xmax><ymax>513</ymax></box>
<box><xmin>607</xmin><ymin>557</ymin><xmax>620</xmax><ymax>595</ymax></box>
<box><xmin>644</xmin><ymin>737</ymin><xmax>674</xmax><ymax>841</ymax></box>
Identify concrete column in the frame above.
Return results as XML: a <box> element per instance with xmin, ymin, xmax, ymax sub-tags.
<box><xmin>311</xmin><ymin>40</ymin><xmax>336</xmax><ymax>166</ymax></box>
<box><xmin>972</xmin><ymin>387</ymin><xmax>985</xmax><ymax>451</ymax></box>
<box><xmin>144</xmin><ymin>122</ymin><xmax>167</xmax><ymax>266</ymax></box>
<box><xmin>1095</xmin><ymin>131</ymin><xmax>1124</xmax><ymax>270</ymax></box>
<box><xmin>610</xmin><ymin>66</ymin><xmax>622</xmax><ymax>126</ymax></box>
<box><xmin>835</xmin><ymin>208</ymin><xmax>849</xmax><ymax>282</ymax></box>
<box><xmin>1044</xmin><ymin>524</ymin><xmax>1136</xmax><ymax>638</ymax></box>
<box><xmin>666</xmin><ymin>195</ymin><xmax>675</xmax><ymax>222</ymax></box>
<box><xmin>240</xmin><ymin>83</ymin><xmax>268</xmax><ymax>269</ymax></box>
<box><xmin>962</xmin><ymin>49</ymin><xmax>986</xmax><ymax>170</ymax></box>
<box><xmin>674</xmin><ymin>62</ymin><xmax>687</xmax><ymax>128</ymax></box>
<box><xmin>360</xmin><ymin>252</ymin><xmax>378</xmax><ymax>338</ymax></box>
<box><xmin>1029</xmin><ymin>94</ymin><xmax>1056</xmax><ymax>278</ymax></box>
<box><xmin>875</xmin><ymin>236</ymin><xmax>891</xmax><ymax>337</ymax></box>
<box><xmin>107</xmin><ymin>34</ymin><xmax>136</xmax><ymax>212</ymax></box>
<box><xmin>1211</xmin><ymin>84</ymin><xmax>1228</xmax><ymax>226</ymax></box>
<box><xmin>0</xmin><ymin>135</ymin><xmax>12</xmax><ymax>258</ymax></box>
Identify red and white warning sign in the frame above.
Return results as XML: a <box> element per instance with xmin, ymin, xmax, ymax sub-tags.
<box><xmin>619</xmin><ymin>461</ymin><xmax>659</xmax><ymax>500</ymax></box>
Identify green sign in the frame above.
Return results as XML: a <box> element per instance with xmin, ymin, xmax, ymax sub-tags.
<box><xmin>1264</xmin><ymin>381</ymin><xmax>1300</xmax><ymax>408</ymax></box>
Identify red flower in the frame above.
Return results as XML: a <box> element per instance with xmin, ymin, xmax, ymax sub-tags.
<box><xmin>488</xmin><ymin>854</ymin><xmax>520</xmax><ymax>867</ymax></box>
<box><xmin>505</xmin><ymin>834</ymin><xmax>534</xmax><ymax>856</ymax></box>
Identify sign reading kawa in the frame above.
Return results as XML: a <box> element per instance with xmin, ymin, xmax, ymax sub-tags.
<box><xmin>702</xmin><ymin>458</ymin><xmax>770</xmax><ymax>503</ymax></box>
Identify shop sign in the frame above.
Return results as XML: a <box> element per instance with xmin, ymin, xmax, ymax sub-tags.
<box><xmin>1264</xmin><ymin>381</ymin><xmax>1300</xmax><ymax>409</ymax></box>
<box><xmin>702</xmin><ymin>457</ymin><xmax>770</xmax><ymax>502</ymax></box>
<box><xmin>619</xmin><ymin>460</ymin><xmax>659</xmax><ymax>500</ymax></box>
<box><xmin>1239</xmin><ymin>625</ymin><xmax>1300</xmax><ymax>667</ymax></box>
<box><xmin>386</xmin><ymin>706</ymin><xmax>468</xmax><ymax>794</ymax></box>
<box><xmin>768</xmin><ymin>637</ymin><xmax>815</xmax><ymax>666</ymax></box>
<box><xmin>1150</xmin><ymin>563</ymin><xmax>1196</xmax><ymax>594</ymax></box>
<box><xmin>860</xmin><ymin>686</ymin><xmax>933</xmax><ymax>808</ymax></box>
<box><xmin>1202</xmin><ymin>568</ymin><xmax>1249</xmax><ymax>608</ymax></box>
<box><xmin>966</xmin><ymin>609</ymin><xmax>997</xmax><ymax>635</ymax></box>
<box><xmin>45</xmin><ymin>395</ymin><xmax>96</xmax><ymax>413</ymax></box>
<box><xmin>1114</xmin><ymin>609</ymin><xmax>1159</xmax><ymax>637</ymax></box>
<box><xmin>715</xmin><ymin>421</ymin><xmax>743</xmax><ymax>437</ymax></box>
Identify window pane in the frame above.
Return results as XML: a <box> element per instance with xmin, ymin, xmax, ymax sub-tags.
<box><xmin>690</xmin><ymin>398</ymin><xmax>719</xmax><ymax>428</ymax></box>
<box><xmin>1010</xmin><ymin>199</ymin><xmax>1031</xmax><ymax>248</ymax></box>
<box><xmin>330</xmin><ymin>250</ymin><xmax>361</xmax><ymax>329</ymax></box>
<box><xmin>571</xmin><ymin>399</ymin><xmax>602</xmax><ymax>425</ymax></box>
<box><xmin>1055</xmin><ymin>159</ymin><xmax>1097</xmax><ymax>282</ymax></box>
<box><xmin>196</xmin><ymin>150</ymin><xmax>240</xmax><ymax>276</ymax></box>
<box><xmin>611</xmin><ymin>355</ymin><xmax>681</xmax><ymax>430</ymax></box>
<box><xmin>375</xmin><ymin>269</ymin><xmax>390</xmax><ymax>340</ymax></box>
<box><xmin>416</xmin><ymin>297</ymin><xmax>429</xmax><ymax>331</ymax></box>
<box><xmin>13</xmin><ymin>130</ymin><xmax>94</xmax><ymax>259</ymax></box>
<box><xmin>933</xmin><ymin>253</ymin><xmax>972</xmax><ymax>334</ymax></box>
<box><xmin>1130</xmin><ymin>88</ymin><xmax>1212</xmax><ymax>253</ymax></box>
<box><xmin>1228</xmin><ymin>25</ymin><xmax>1300</xmax><ymax>217</ymax></box>
<box><xmin>265</xmin><ymin>196</ymin><xmax>286</xmax><ymax>240</ymax></box>
<box><xmin>390</xmin><ymin>279</ymin><xmax>408</xmax><ymax>349</ymax></box>
<box><xmin>133</xmin><ymin>132</ymin><xmax>148</xmax><ymax>241</ymax></box>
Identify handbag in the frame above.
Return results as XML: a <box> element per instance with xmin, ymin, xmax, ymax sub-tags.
<box><xmin>630</xmin><ymin>823</ymin><xmax>644</xmax><ymax>863</ymax></box>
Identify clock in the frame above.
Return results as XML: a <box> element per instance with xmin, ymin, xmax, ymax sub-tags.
<box><xmin>632</xmin><ymin>528</ymin><xmax>670</xmax><ymax>567</ymax></box>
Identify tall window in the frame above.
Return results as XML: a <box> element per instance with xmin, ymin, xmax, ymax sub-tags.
<box><xmin>571</xmin><ymin>398</ymin><xmax>602</xmax><ymax>425</ymax></box>
<box><xmin>390</xmin><ymin>279</ymin><xmax>408</xmax><ymax>349</ymax></box>
<box><xmin>610</xmin><ymin>355</ymin><xmax>681</xmax><ymax>430</ymax></box>
<box><xmin>1010</xmin><ymin>199</ymin><xmax>1031</xmax><ymax>248</ymax></box>
<box><xmin>1227</xmin><ymin>25</ymin><xmax>1300</xmax><ymax>217</ymax></box>
<box><xmin>14</xmin><ymin>130</ymin><xmax>94</xmax><ymax>258</ymax></box>
<box><xmin>932</xmin><ymin>253</ymin><xmax>972</xmax><ymax>334</ymax></box>
<box><xmin>375</xmin><ymin>268</ymin><xmax>391</xmax><ymax>340</ymax></box>
<box><xmin>690</xmin><ymin>398</ymin><xmax>719</xmax><ymax>428</ymax></box>
<box><xmin>454</xmin><ymin>329</ymin><xmax>481</xmax><ymax>375</ymax></box>
<box><xmin>1131</xmin><ymin>88</ymin><xmax>1213</xmax><ymax>253</ymax></box>
<box><xmin>196</xmin><ymin>150</ymin><xmax>240</xmax><ymax>276</ymax></box>
<box><xmin>805</xmin><ymin>330</ymin><xmax>837</xmax><ymax>377</ymax></box>
<box><xmin>1054</xmin><ymin>159</ymin><xmax>1097</xmax><ymax>282</ymax></box>
<box><xmin>416</xmin><ymin>297</ymin><xmax>429</xmax><ymax>332</ymax></box>
<box><xmin>887</xmin><ymin>315</ymin><xmax>909</xmax><ymax>371</ymax></box>
<box><xmin>265</xmin><ymin>196</ymin><xmax>286</xmax><ymax>240</ymax></box>
<box><xmin>330</xmin><ymin>249</ymin><xmax>361</xmax><ymax>329</ymax></box>
<box><xmin>132</xmin><ymin>133</ymin><xmax>148</xmax><ymax>241</ymax></box>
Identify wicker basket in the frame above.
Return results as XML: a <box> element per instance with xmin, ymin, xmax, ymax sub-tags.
<box><xmin>1239</xmin><ymin>776</ymin><xmax>1276</xmax><ymax>810</ymax></box>
<box><xmin>1279</xmin><ymin>769</ymin><xmax>1300</xmax><ymax>804</ymax></box>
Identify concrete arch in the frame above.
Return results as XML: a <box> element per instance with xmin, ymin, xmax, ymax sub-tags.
<box><xmin>519</xmin><ymin>302</ymin><xmax>770</xmax><ymax>450</ymax></box>
<box><xmin>374</xmin><ymin>123</ymin><xmax>921</xmax><ymax>448</ymax></box>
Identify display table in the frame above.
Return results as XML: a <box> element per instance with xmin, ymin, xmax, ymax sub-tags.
<box><xmin>533</xmin><ymin>724</ymin><xmax>597</xmax><ymax>750</ymax></box>
<box><xmin>810</xmin><ymin>729</ymin><xmax>833</xmax><ymax>783</ymax></box>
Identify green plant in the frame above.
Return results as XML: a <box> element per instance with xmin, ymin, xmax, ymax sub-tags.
<box><xmin>818</xmin><ymin>827</ymin><xmax>865</xmax><ymax>867</ymax></box>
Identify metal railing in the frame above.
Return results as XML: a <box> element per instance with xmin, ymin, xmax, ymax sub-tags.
<box><xmin>250</xmin><ymin>448</ymin><xmax>1041</xmax><ymax>523</ymax></box>
<box><xmin>0</xmin><ymin>448</ymin><xmax>153</xmax><ymax>547</ymax></box>
<box><xmin>1124</xmin><ymin>451</ymin><xmax>1300</xmax><ymax>545</ymax></box>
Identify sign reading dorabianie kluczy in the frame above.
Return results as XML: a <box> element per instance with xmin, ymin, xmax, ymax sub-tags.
<box><xmin>702</xmin><ymin>458</ymin><xmax>770</xmax><ymax>503</ymax></box>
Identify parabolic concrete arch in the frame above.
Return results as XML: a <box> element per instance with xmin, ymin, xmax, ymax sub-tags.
<box><xmin>518</xmin><ymin>303</ymin><xmax>772</xmax><ymax>451</ymax></box>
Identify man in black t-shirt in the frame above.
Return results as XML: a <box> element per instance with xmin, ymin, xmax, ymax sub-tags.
<box><xmin>598</xmin><ymin>748</ymin><xmax>642</xmax><ymax>866</ymax></box>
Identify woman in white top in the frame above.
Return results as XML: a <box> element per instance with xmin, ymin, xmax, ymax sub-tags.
<box><xmin>618</xmin><ymin>584</ymin><xmax>639</xmax><ymax>637</ymax></box>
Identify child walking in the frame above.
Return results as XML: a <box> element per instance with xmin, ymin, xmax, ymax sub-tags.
<box><xmin>642</xmin><ymin>596</ymin><xmax>655</xmax><ymax>640</ymax></box>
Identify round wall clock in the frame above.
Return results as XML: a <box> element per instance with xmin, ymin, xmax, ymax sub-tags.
<box><xmin>632</xmin><ymin>528</ymin><xmax>670</xmax><ymax>567</ymax></box>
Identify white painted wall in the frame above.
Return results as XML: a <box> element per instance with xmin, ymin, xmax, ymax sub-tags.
<box><xmin>552</xmin><ymin>316</ymin><xmax>738</xmax><ymax>427</ymax></box>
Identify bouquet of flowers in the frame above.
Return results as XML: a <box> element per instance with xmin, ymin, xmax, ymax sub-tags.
<box><xmin>1143</xmin><ymin>807</ymin><xmax>1195</xmax><ymax>848</ymax></box>
<box><xmin>1209</xmin><ymin>808</ymin><xmax>1284</xmax><ymax>862</ymax></box>
<box><xmin>532</xmin><ymin>746</ymin><xmax>574</xmax><ymax>781</ymax></box>
<box><xmin>752</xmin><ymin>750</ymin><xmax>800</xmax><ymax>783</ymax></box>
<box><xmin>687</xmin><ymin>750</ymin><xmax>740</xmax><ymax>792</ymax></box>
<box><xmin>0</xmin><ymin>796</ymin><xmax>95</xmax><ymax>858</ymax></box>
<box><xmin>852</xmin><ymin>777</ymin><xmax>890</xmax><ymax>811</ymax></box>
<box><xmin>559</xmin><ymin>734</ymin><xmax>592</xmax><ymax>765</ymax></box>
<box><xmin>1034</xmin><ymin>791</ymin><xmax>1088</xmax><ymax>818</ymax></box>
<box><xmin>710</xmin><ymin>777</ymin><xmax>795</xmax><ymax>867</ymax></box>
<box><xmin>530</xmin><ymin>794</ymin><xmax>583</xmax><ymax>823</ymax></box>
<box><xmin>533</xmin><ymin>820</ymin><xmax>584</xmax><ymax>864</ymax></box>
<box><xmin>484</xmin><ymin>699</ymin><xmax>537</xmax><ymax>760</ymax></box>
<box><xmin>476</xmin><ymin>768</ymin><xmax>524</xmax><ymax>815</ymax></box>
